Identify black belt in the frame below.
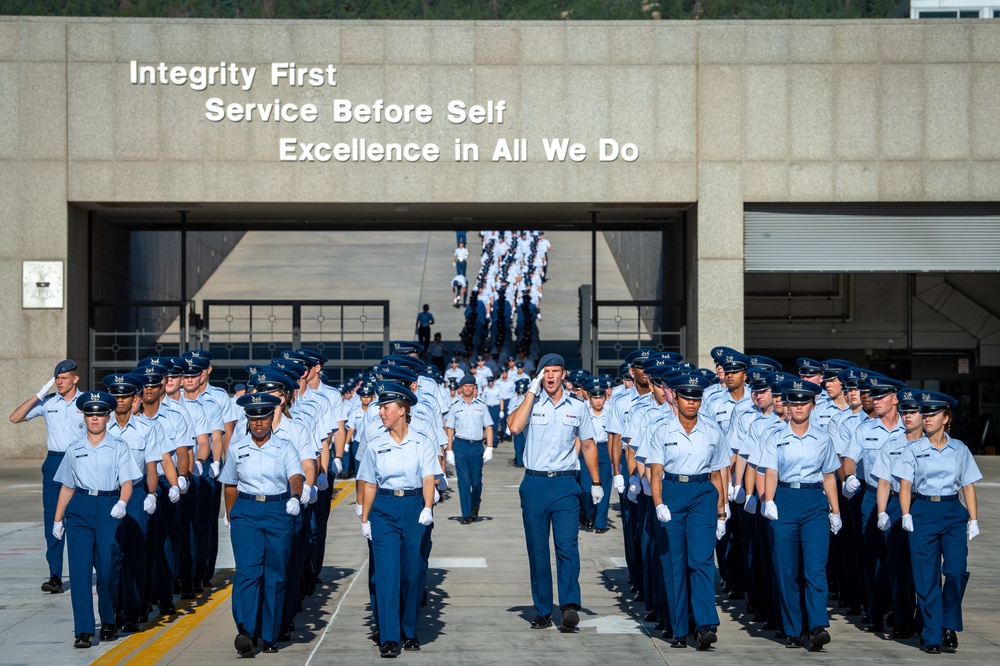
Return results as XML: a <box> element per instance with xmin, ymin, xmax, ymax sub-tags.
<box><xmin>525</xmin><ymin>469</ymin><xmax>576</xmax><ymax>478</ymax></box>
<box><xmin>47</xmin><ymin>451</ymin><xmax>66</xmax><ymax>457</ymax></box>
<box><xmin>914</xmin><ymin>492</ymin><xmax>959</xmax><ymax>503</ymax></box>
<box><xmin>778</xmin><ymin>481</ymin><xmax>823</xmax><ymax>490</ymax></box>
<box><xmin>238</xmin><ymin>491</ymin><xmax>291</xmax><ymax>503</ymax></box>
<box><xmin>454</xmin><ymin>438</ymin><xmax>484</xmax><ymax>445</ymax></box>
<box><xmin>377</xmin><ymin>488</ymin><xmax>421</xmax><ymax>497</ymax></box>
<box><xmin>663</xmin><ymin>472</ymin><xmax>711</xmax><ymax>483</ymax></box>
<box><xmin>75</xmin><ymin>488</ymin><xmax>118</xmax><ymax>497</ymax></box>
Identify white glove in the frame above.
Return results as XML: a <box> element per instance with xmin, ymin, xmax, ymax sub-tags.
<box><xmin>877</xmin><ymin>512</ymin><xmax>891</xmax><ymax>531</ymax></box>
<box><xmin>317</xmin><ymin>472</ymin><xmax>329</xmax><ymax>490</ymax></box>
<box><xmin>344</xmin><ymin>443</ymin><xmax>351</xmax><ymax>453</ymax></box>
<box><xmin>744</xmin><ymin>494</ymin><xmax>758</xmax><ymax>515</ymax></box>
<box><xmin>842</xmin><ymin>474</ymin><xmax>861</xmax><ymax>498</ymax></box>
<box><xmin>355</xmin><ymin>503</ymin><xmax>363</xmax><ymax>518</ymax></box>
<box><xmin>418</xmin><ymin>508</ymin><xmax>434</xmax><ymax>526</ymax></box>
<box><xmin>299</xmin><ymin>484</ymin><xmax>312</xmax><ymax>505</ymax></box>
<box><xmin>733</xmin><ymin>485</ymin><xmax>746</xmax><ymax>504</ymax></box>
<box><xmin>901</xmin><ymin>513</ymin><xmax>914</xmax><ymax>532</ymax></box>
<box><xmin>613</xmin><ymin>474</ymin><xmax>625</xmax><ymax>494</ymax></box>
<box><xmin>332</xmin><ymin>458</ymin><xmax>343</xmax><ymax>475</ymax></box>
<box><xmin>725</xmin><ymin>502</ymin><xmax>731</xmax><ymax>520</ymax></box>
<box><xmin>143</xmin><ymin>494</ymin><xmax>157</xmax><ymax>515</ymax></box>
<box><xmin>177</xmin><ymin>476</ymin><xmax>189</xmax><ymax>494</ymax></box>
<box><xmin>110</xmin><ymin>500</ymin><xmax>127</xmax><ymax>520</ymax></box>
<box><xmin>528</xmin><ymin>372</ymin><xmax>543</xmax><ymax>395</ymax></box>
<box><xmin>52</xmin><ymin>520</ymin><xmax>65</xmax><ymax>540</ymax></box>
<box><xmin>361</xmin><ymin>521</ymin><xmax>372</xmax><ymax>540</ymax></box>
<box><xmin>627</xmin><ymin>476</ymin><xmax>639</xmax><ymax>503</ymax></box>
<box><xmin>591</xmin><ymin>485</ymin><xmax>604</xmax><ymax>505</ymax></box>
<box><xmin>499</xmin><ymin>411</ymin><xmax>505</xmax><ymax>419</ymax></box>
<box><xmin>762</xmin><ymin>500</ymin><xmax>779</xmax><ymax>521</ymax></box>
<box><xmin>308</xmin><ymin>485</ymin><xmax>319</xmax><ymax>505</ymax></box>
<box><xmin>168</xmin><ymin>485</ymin><xmax>180</xmax><ymax>503</ymax></box>
<box><xmin>192</xmin><ymin>460</ymin><xmax>204</xmax><ymax>477</ymax></box>
<box><xmin>285</xmin><ymin>497</ymin><xmax>301</xmax><ymax>516</ymax></box>
<box><xmin>224</xmin><ymin>512</ymin><xmax>230</xmax><ymax>531</ymax></box>
<box><xmin>716</xmin><ymin>519</ymin><xmax>727</xmax><ymax>540</ymax></box>
<box><xmin>209</xmin><ymin>461</ymin><xmax>221</xmax><ymax>478</ymax></box>
<box><xmin>640</xmin><ymin>476</ymin><xmax>652</xmax><ymax>496</ymax></box>
<box><xmin>968</xmin><ymin>520</ymin><xmax>979</xmax><ymax>541</ymax></box>
<box><xmin>36</xmin><ymin>377</ymin><xmax>56</xmax><ymax>401</ymax></box>
<box><xmin>830</xmin><ymin>512</ymin><xmax>843</xmax><ymax>535</ymax></box>
<box><xmin>446</xmin><ymin>450</ymin><xmax>456</xmax><ymax>466</ymax></box>
<box><xmin>433</xmin><ymin>489</ymin><xmax>440</xmax><ymax>504</ymax></box>
<box><xmin>655</xmin><ymin>504</ymin><xmax>672</xmax><ymax>523</ymax></box>
<box><xmin>727</xmin><ymin>482</ymin><xmax>737</xmax><ymax>502</ymax></box>
<box><xmin>505</xmin><ymin>426</ymin><xmax>511</xmax><ymax>437</ymax></box>
<box><xmin>483</xmin><ymin>447</ymin><xmax>494</xmax><ymax>463</ymax></box>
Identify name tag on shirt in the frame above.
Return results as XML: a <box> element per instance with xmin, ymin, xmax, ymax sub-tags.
<box><xmin>75</xmin><ymin>452</ymin><xmax>88</xmax><ymax>458</ymax></box>
<box><xmin>916</xmin><ymin>454</ymin><xmax>930</xmax><ymax>459</ymax></box>
<box><xmin>890</xmin><ymin>451</ymin><xmax>902</xmax><ymax>456</ymax></box>
<box><xmin>377</xmin><ymin>448</ymin><xmax>393</xmax><ymax>454</ymax></box>
<box><xmin>237</xmin><ymin>453</ymin><xmax>250</xmax><ymax>460</ymax></box>
<box><xmin>665</xmin><ymin>441</ymin><xmax>678</xmax><ymax>447</ymax></box>
<box><xmin>530</xmin><ymin>412</ymin><xmax>549</xmax><ymax>425</ymax></box>
<box><xmin>47</xmin><ymin>410</ymin><xmax>59</xmax><ymax>414</ymax></box>
<box><xmin>865</xmin><ymin>437</ymin><xmax>879</xmax><ymax>442</ymax></box>
<box><xmin>777</xmin><ymin>442</ymin><xmax>789</xmax><ymax>447</ymax></box>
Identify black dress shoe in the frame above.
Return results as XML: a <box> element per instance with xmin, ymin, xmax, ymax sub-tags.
<box><xmin>99</xmin><ymin>623</ymin><xmax>118</xmax><ymax>641</ymax></box>
<box><xmin>122</xmin><ymin>621</ymin><xmax>140</xmax><ymax>633</ymax></box>
<box><xmin>262</xmin><ymin>641</ymin><xmax>278</xmax><ymax>653</ymax></box>
<box><xmin>159</xmin><ymin>603</ymin><xmax>177</xmax><ymax>616</ymax></box>
<box><xmin>925</xmin><ymin>644</ymin><xmax>942</xmax><ymax>654</ymax></box>
<box><xmin>661</xmin><ymin>628</ymin><xmax>674</xmax><ymax>639</ymax></box>
<box><xmin>864</xmin><ymin>623</ymin><xmax>884</xmax><ymax>633</ymax></box>
<box><xmin>785</xmin><ymin>635</ymin><xmax>803</xmax><ymax>648</ymax></box>
<box><xmin>403</xmin><ymin>637</ymin><xmax>421</xmax><ymax>651</ymax></box>
<box><xmin>696</xmin><ymin>626</ymin><xmax>718</xmax><ymax>648</ymax></box>
<box><xmin>654</xmin><ymin>619</ymin><xmax>665</xmax><ymax>630</ymax></box>
<box><xmin>860</xmin><ymin>612</ymin><xmax>871</xmax><ymax>624</ymax></box>
<box><xmin>892</xmin><ymin>625</ymin><xmax>915</xmax><ymax>639</ymax></box>
<box><xmin>774</xmin><ymin>630</ymin><xmax>787</xmax><ymax>639</ymax></box>
<box><xmin>594</xmin><ymin>527</ymin><xmax>610</xmax><ymax>534</ymax></box>
<box><xmin>471</xmin><ymin>507</ymin><xmax>479</xmax><ymax>519</ymax></box>
<box><xmin>943</xmin><ymin>629</ymin><xmax>957</xmax><ymax>648</ymax></box>
<box><xmin>234</xmin><ymin>630</ymin><xmax>255</xmax><ymax>657</ymax></box>
<box><xmin>277</xmin><ymin>631</ymin><xmax>291</xmax><ymax>642</ymax></box>
<box><xmin>202</xmin><ymin>579</ymin><xmax>214</xmax><ymax>588</ymax></box>
<box><xmin>644</xmin><ymin>611</ymin><xmax>658</xmax><ymax>622</ymax></box>
<box><xmin>180</xmin><ymin>590</ymin><xmax>196</xmax><ymax>600</ymax></box>
<box><xmin>807</xmin><ymin>626</ymin><xmax>831</xmax><ymax>650</ymax></box>
<box><xmin>460</xmin><ymin>517</ymin><xmax>473</xmax><ymax>525</ymax></box>
<box><xmin>379</xmin><ymin>641</ymin><xmax>399</xmax><ymax>658</ymax></box>
<box><xmin>42</xmin><ymin>575</ymin><xmax>64</xmax><ymax>593</ymax></box>
<box><xmin>559</xmin><ymin>607</ymin><xmax>580</xmax><ymax>633</ymax></box>
<box><xmin>669</xmin><ymin>637</ymin><xmax>687</xmax><ymax>648</ymax></box>
<box><xmin>885</xmin><ymin>610</ymin><xmax>896</xmax><ymax>627</ymax></box>
<box><xmin>74</xmin><ymin>633</ymin><xmax>93</xmax><ymax>648</ymax></box>
<box><xmin>530</xmin><ymin>614</ymin><xmax>552</xmax><ymax>629</ymax></box>
<box><xmin>369</xmin><ymin>629</ymin><xmax>380</xmax><ymax>644</ymax></box>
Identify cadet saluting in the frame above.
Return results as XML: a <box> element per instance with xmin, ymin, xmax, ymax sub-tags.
<box><xmin>50</xmin><ymin>391</ymin><xmax>141</xmax><ymax>648</ymax></box>
<box><xmin>507</xmin><ymin>353</ymin><xmax>602</xmax><ymax>633</ymax></box>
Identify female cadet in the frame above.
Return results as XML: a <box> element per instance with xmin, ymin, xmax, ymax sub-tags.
<box><xmin>220</xmin><ymin>393</ymin><xmax>304</xmax><ymax>657</ymax></box>
<box><xmin>895</xmin><ymin>391</ymin><xmax>981</xmax><ymax>654</ymax></box>
<box><xmin>581</xmin><ymin>378</ymin><xmax>613</xmax><ymax>533</ymax></box>
<box><xmin>759</xmin><ymin>379</ymin><xmax>842</xmax><ymax>650</ymax></box>
<box><xmin>357</xmin><ymin>382</ymin><xmax>438</xmax><ymax>657</ymax></box>
<box><xmin>346</xmin><ymin>383</ymin><xmax>376</xmax><ymax>477</ymax></box>
<box><xmin>51</xmin><ymin>391</ymin><xmax>141</xmax><ymax>648</ymax></box>
<box><xmin>648</xmin><ymin>374</ymin><xmax>728</xmax><ymax>648</ymax></box>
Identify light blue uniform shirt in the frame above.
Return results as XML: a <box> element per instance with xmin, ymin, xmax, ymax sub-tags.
<box><xmin>184</xmin><ymin>392</ymin><xmax>225</xmax><ymax>432</ymax></box>
<box><xmin>219</xmin><ymin>434</ymin><xmax>303</xmax><ymax>496</ymax></box>
<box><xmin>726</xmin><ymin>401</ymin><xmax>762</xmax><ymax>455</ymax></box>
<box><xmin>828</xmin><ymin>409</ymin><xmax>869</xmax><ymax>457</ymax></box>
<box><xmin>645</xmin><ymin>417</ymin><xmax>729</xmax><ymax>476</ymax></box>
<box><xmin>26</xmin><ymin>390</ymin><xmax>86</xmax><ymax>453</ymax></box>
<box><xmin>604</xmin><ymin>386</ymin><xmax>639</xmax><ymax>436</ymax></box>
<box><xmin>357</xmin><ymin>426</ymin><xmax>440</xmax><ymax>490</ymax></box>
<box><xmin>871</xmin><ymin>435</ymin><xmax>920</xmax><ymax>493</ymax></box>
<box><xmin>108</xmin><ymin>415</ymin><xmax>167</xmax><ymax>474</ymax></box>
<box><xmin>522</xmin><ymin>390</ymin><xmax>597</xmax><ymax>472</ymax></box>
<box><xmin>892</xmin><ymin>435</ymin><xmax>983</xmax><ymax>496</ymax></box>
<box><xmin>701</xmin><ymin>389</ymin><xmax>751</xmax><ymax>436</ymax></box>
<box><xmin>273</xmin><ymin>417</ymin><xmax>317</xmax><ymax>461</ymax></box>
<box><xmin>741</xmin><ymin>412</ymin><xmax>783</xmax><ymax>466</ymax></box>
<box><xmin>813</xmin><ymin>399</ymin><xmax>849</xmax><ymax>431</ymax></box>
<box><xmin>481</xmin><ymin>385</ymin><xmax>501</xmax><ymax>407</ymax></box>
<box><xmin>54</xmin><ymin>435</ymin><xmax>142</xmax><ymax>491</ymax></box>
<box><xmin>589</xmin><ymin>408</ymin><xmax>608</xmax><ymax>445</ymax></box>
<box><xmin>844</xmin><ymin>417</ymin><xmax>906</xmax><ymax>486</ymax></box>
<box><xmin>205</xmin><ymin>383</ymin><xmax>240</xmax><ymax>424</ymax></box>
<box><xmin>634</xmin><ymin>406</ymin><xmax>677</xmax><ymax>464</ymax></box>
<box><xmin>622</xmin><ymin>393</ymin><xmax>655</xmax><ymax>450</ymax></box>
<box><xmin>445</xmin><ymin>398</ymin><xmax>494</xmax><ymax>441</ymax></box>
<box><xmin>758</xmin><ymin>423</ymin><xmax>841</xmax><ymax>484</ymax></box>
<box><xmin>168</xmin><ymin>395</ymin><xmax>212</xmax><ymax>438</ymax></box>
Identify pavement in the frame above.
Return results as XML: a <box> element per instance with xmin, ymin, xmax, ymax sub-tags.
<box><xmin>1</xmin><ymin>456</ymin><xmax>999</xmax><ymax>664</ymax></box>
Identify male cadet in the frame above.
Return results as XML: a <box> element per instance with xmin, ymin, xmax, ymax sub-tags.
<box><xmin>814</xmin><ymin>359</ymin><xmax>855</xmax><ymax>430</ymax></box>
<box><xmin>495</xmin><ymin>367</ymin><xmax>516</xmax><ymax>441</ymax></box>
<box><xmin>445</xmin><ymin>375</ymin><xmax>495</xmax><ymax>524</ymax></box>
<box><xmin>9</xmin><ymin>359</ymin><xmax>85</xmax><ymax>593</ymax></box>
<box><xmin>445</xmin><ymin>357</ymin><xmax>465</xmax><ymax>384</ymax></box>
<box><xmin>508</xmin><ymin>353</ymin><xmax>602</xmax><ymax>633</ymax></box>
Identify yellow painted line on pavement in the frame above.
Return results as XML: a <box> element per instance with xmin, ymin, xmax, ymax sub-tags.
<box><xmin>94</xmin><ymin>479</ymin><xmax>353</xmax><ymax>664</ymax></box>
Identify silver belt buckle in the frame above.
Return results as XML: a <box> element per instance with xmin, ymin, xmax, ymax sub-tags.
<box><xmin>678</xmin><ymin>475</ymin><xmax>690</xmax><ymax>483</ymax></box>
<box><xmin>254</xmin><ymin>494</ymin><xmax>266</xmax><ymax>502</ymax></box>
<box><xmin>393</xmin><ymin>489</ymin><xmax>405</xmax><ymax>497</ymax></box>
<box><xmin>789</xmin><ymin>482</ymin><xmax>802</xmax><ymax>489</ymax></box>
<box><xmin>88</xmin><ymin>489</ymin><xmax>99</xmax><ymax>496</ymax></box>
<box><xmin>930</xmin><ymin>495</ymin><xmax>941</xmax><ymax>502</ymax></box>
<box><xmin>547</xmin><ymin>471</ymin><xmax>558</xmax><ymax>478</ymax></box>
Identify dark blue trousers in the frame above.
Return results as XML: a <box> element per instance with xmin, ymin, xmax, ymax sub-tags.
<box><xmin>194</xmin><ymin>474</ymin><xmax>215</xmax><ymax>583</ymax></box>
<box><xmin>519</xmin><ymin>474</ymin><xmax>581</xmax><ymax>617</ymax></box>
<box><xmin>910</xmin><ymin>497</ymin><xmax>970</xmax><ymax>647</ymax></box>
<box><xmin>66</xmin><ymin>493</ymin><xmax>122</xmax><ymax>635</ymax></box>
<box><xmin>229</xmin><ymin>498</ymin><xmax>293</xmax><ymax>642</ymax></box>
<box><xmin>770</xmin><ymin>486</ymin><xmax>830</xmax><ymax>637</ymax></box>
<box><xmin>178</xmin><ymin>478</ymin><xmax>198</xmax><ymax>586</ymax></box>
<box><xmin>282</xmin><ymin>510</ymin><xmax>304</xmax><ymax>631</ymax></box>
<box><xmin>882</xmin><ymin>494</ymin><xmax>916</xmax><ymax>630</ymax></box>
<box><xmin>371</xmin><ymin>494</ymin><xmax>427</xmax><ymax>643</ymax></box>
<box><xmin>662</xmin><ymin>479</ymin><xmax>720</xmax><ymax>638</ymax></box>
<box><xmin>578</xmin><ymin>448</ymin><xmax>612</xmax><ymax>530</ymax></box>
<box><xmin>453</xmin><ymin>438</ymin><xmax>484</xmax><ymax>520</ymax></box>
<box><xmin>312</xmin><ymin>483</ymin><xmax>333</xmax><ymax>577</ymax></box>
<box><xmin>42</xmin><ymin>453</ymin><xmax>66</xmax><ymax>578</ymax></box>
<box><xmin>637</xmin><ymin>493</ymin><xmax>659</xmax><ymax>614</ymax></box>
<box><xmin>621</xmin><ymin>462</ymin><xmax>643</xmax><ymax>592</ymax></box>
<box><xmin>153</xmin><ymin>476</ymin><xmax>179</xmax><ymax>609</ymax></box>
<box><xmin>513</xmin><ymin>432</ymin><xmax>526</xmax><ymax>466</ymax></box>
<box><xmin>117</xmin><ymin>484</ymin><xmax>149</xmax><ymax>623</ymax></box>
<box><xmin>861</xmin><ymin>486</ymin><xmax>890</xmax><ymax>624</ymax></box>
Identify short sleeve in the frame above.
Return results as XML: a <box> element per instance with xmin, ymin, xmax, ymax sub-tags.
<box><xmin>53</xmin><ymin>452</ymin><xmax>74</xmax><ymax>486</ymax></box>
<box><xmin>891</xmin><ymin>447</ymin><xmax>916</xmax><ymax>485</ymax></box>
<box><xmin>483</xmin><ymin>407</ymin><xmax>494</xmax><ymax>428</ymax></box>
<box><xmin>757</xmin><ymin>432</ymin><xmax>778</xmax><ymax>472</ymax></box>
<box><xmin>357</xmin><ymin>444</ymin><xmax>378</xmax><ymax>485</ymax></box>
<box><xmin>117</xmin><ymin>440</ymin><xmax>143</xmax><ymax>485</ymax></box>
<box><xmin>842</xmin><ymin>426</ymin><xmax>863</xmax><ymax>464</ymax></box>
<box><xmin>870</xmin><ymin>444</ymin><xmax>893</xmax><ymax>482</ymax></box>
<box><xmin>959</xmin><ymin>444</ymin><xmax>983</xmax><ymax>487</ymax></box>
<box><xmin>709</xmin><ymin>426</ymin><xmax>732</xmax><ymax>472</ymax></box>
<box><xmin>218</xmin><ymin>448</ymin><xmax>239</xmax><ymax>485</ymax></box>
<box><xmin>819</xmin><ymin>433</ymin><xmax>841</xmax><ymax>475</ymax></box>
<box><xmin>575</xmin><ymin>402</ymin><xmax>597</xmax><ymax>442</ymax></box>
<box><xmin>284</xmin><ymin>444</ymin><xmax>305</xmax><ymax>480</ymax></box>
<box><xmin>25</xmin><ymin>396</ymin><xmax>48</xmax><ymax>421</ymax></box>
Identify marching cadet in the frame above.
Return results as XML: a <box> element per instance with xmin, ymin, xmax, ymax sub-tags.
<box><xmin>357</xmin><ymin>382</ymin><xmax>438</xmax><ymax>657</ymax></box>
<box><xmin>8</xmin><ymin>359</ymin><xmax>85</xmax><ymax>595</ymax></box>
<box><xmin>648</xmin><ymin>373</ymin><xmax>728</xmax><ymax>649</ymax></box>
<box><xmin>495</xmin><ymin>367</ymin><xmax>516</xmax><ymax>441</ymax></box>
<box><xmin>346</xmin><ymin>383</ymin><xmax>376</xmax><ymax>476</ymax></box>
<box><xmin>221</xmin><ymin>393</ymin><xmax>304</xmax><ymax>657</ymax></box>
<box><xmin>51</xmin><ymin>391</ymin><xmax>141</xmax><ymax>648</ymax></box>
<box><xmin>507</xmin><ymin>353</ymin><xmax>602</xmax><ymax>633</ymax></box>
<box><xmin>581</xmin><ymin>378</ymin><xmax>612</xmax><ymax>533</ymax></box>
<box><xmin>444</xmin><ymin>375</ymin><xmax>495</xmax><ymax>524</ymax></box>
<box><xmin>896</xmin><ymin>391</ymin><xmax>981</xmax><ymax>654</ymax></box>
<box><xmin>509</xmin><ymin>378</ymin><xmax>530</xmax><ymax>467</ymax></box>
<box><xmin>759</xmin><ymin>379</ymin><xmax>842</xmax><ymax>650</ymax></box>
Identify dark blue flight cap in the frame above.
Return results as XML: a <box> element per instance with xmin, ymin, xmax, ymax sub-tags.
<box><xmin>357</xmin><ymin>384</ymin><xmax>376</xmax><ymax>398</ymax></box>
<box><xmin>54</xmin><ymin>359</ymin><xmax>78</xmax><ymax>376</ymax></box>
<box><xmin>746</xmin><ymin>355</ymin><xmax>782</xmax><ymax>372</ymax></box>
<box><xmin>135</xmin><ymin>356</ymin><xmax>162</xmax><ymax>369</ymax></box>
<box><xmin>660</xmin><ymin>351</ymin><xmax>685</xmax><ymax>363</ymax></box>
<box><xmin>863</xmin><ymin>374</ymin><xmax>906</xmax><ymax>398</ymax></box>
<box><xmin>234</xmin><ymin>383</ymin><xmax>246</xmax><ymax>392</ymax></box>
<box><xmin>668</xmin><ymin>374</ymin><xmax>713</xmax><ymax>399</ymax></box>
<box><xmin>747</xmin><ymin>367</ymin><xmax>772</xmax><ymax>390</ymax></box>
<box><xmin>375</xmin><ymin>381</ymin><xmax>418</xmax><ymax>406</ymax></box>
<box><xmin>618</xmin><ymin>362</ymin><xmax>631</xmax><ymax>379</ymax></box>
<box><xmin>270</xmin><ymin>359</ymin><xmax>305</xmax><ymax>382</ymax></box>
<box><xmin>457</xmin><ymin>374</ymin><xmax>476</xmax><ymax>387</ymax></box>
<box><xmin>639</xmin><ymin>354</ymin><xmax>668</xmax><ymax>371</ymax></box>
<box><xmin>822</xmin><ymin>359</ymin><xmax>856</xmax><ymax>379</ymax></box>
<box><xmin>796</xmin><ymin>358</ymin><xmax>824</xmax><ymax>377</ymax></box>
<box><xmin>917</xmin><ymin>390</ymin><xmax>958</xmax><ymax>415</ymax></box>
<box><xmin>584</xmin><ymin>379</ymin><xmax>606</xmax><ymax>397</ymax></box>
<box><xmin>76</xmin><ymin>390</ymin><xmax>117</xmax><ymax>415</ymax></box>
<box><xmin>249</xmin><ymin>368</ymin><xmax>296</xmax><ymax>393</ymax></box>
<box><xmin>236</xmin><ymin>393</ymin><xmax>281</xmax><ymax>418</ymax></box>
<box><xmin>279</xmin><ymin>350</ymin><xmax>312</xmax><ymax>367</ymax></box>
<box><xmin>767</xmin><ymin>371</ymin><xmax>793</xmax><ymax>390</ymax></box>
<box><xmin>103</xmin><ymin>372</ymin><xmax>143</xmax><ymax>396</ymax></box>
<box><xmin>389</xmin><ymin>341</ymin><xmax>423</xmax><ymax>356</ymax></box>
<box><xmin>184</xmin><ymin>349</ymin><xmax>215</xmax><ymax>362</ymax></box>
<box><xmin>897</xmin><ymin>388</ymin><xmax>921</xmax><ymax>413</ymax></box>
<box><xmin>710</xmin><ymin>346</ymin><xmax>739</xmax><ymax>365</ymax></box>
<box><xmin>838</xmin><ymin>367</ymin><xmax>863</xmax><ymax>389</ymax></box>
<box><xmin>382</xmin><ymin>354</ymin><xmax>425</xmax><ymax>371</ymax></box>
<box><xmin>298</xmin><ymin>348</ymin><xmax>329</xmax><ymax>366</ymax></box>
<box><xmin>778</xmin><ymin>379</ymin><xmax>823</xmax><ymax>403</ymax></box>
<box><xmin>719</xmin><ymin>351</ymin><xmax>749</xmax><ymax>372</ymax></box>
<box><xmin>538</xmin><ymin>353</ymin><xmax>565</xmax><ymax>369</ymax></box>
<box><xmin>374</xmin><ymin>365</ymin><xmax>418</xmax><ymax>385</ymax></box>
<box><xmin>133</xmin><ymin>366</ymin><xmax>165</xmax><ymax>385</ymax></box>
<box><xmin>181</xmin><ymin>357</ymin><xmax>209</xmax><ymax>376</ymax></box>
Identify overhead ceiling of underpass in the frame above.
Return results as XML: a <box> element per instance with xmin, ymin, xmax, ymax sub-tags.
<box><xmin>72</xmin><ymin>201</ymin><xmax>689</xmax><ymax>231</ymax></box>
